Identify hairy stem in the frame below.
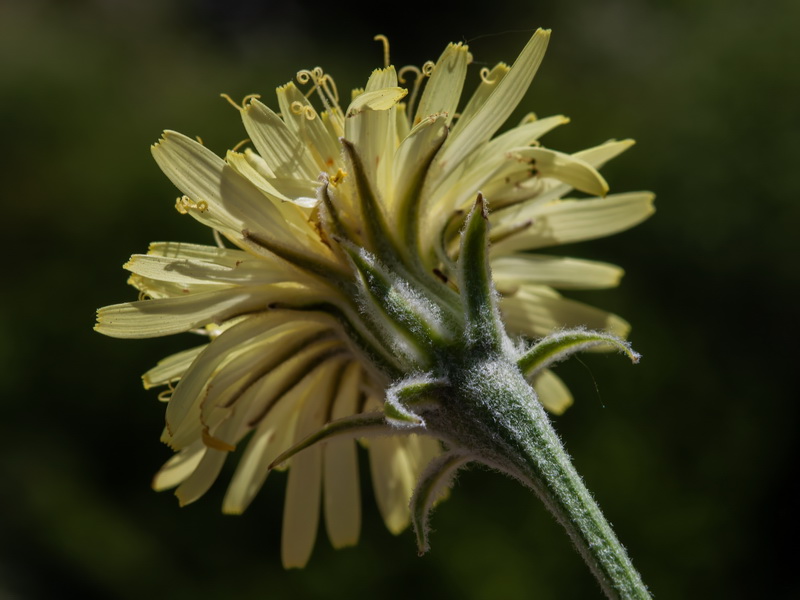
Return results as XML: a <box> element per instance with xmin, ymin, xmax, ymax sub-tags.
<box><xmin>432</xmin><ymin>354</ymin><xmax>650</xmax><ymax>599</ymax></box>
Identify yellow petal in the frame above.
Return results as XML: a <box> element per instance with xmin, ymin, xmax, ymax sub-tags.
<box><xmin>532</xmin><ymin>369</ymin><xmax>574</xmax><ymax>415</ymax></box>
<box><xmin>346</xmin><ymin>87</ymin><xmax>407</xmax><ymax>116</ymax></box>
<box><xmin>221</xmin><ymin>379</ymin><xmax>300</xmax><ymax>514</ymax></box>
<box><xmin>414</xmin><ymin>42</ymin><xmax>470</xmax><ymax>126</ymax></box>
<box><xmin>152</xmin><ymin>441</ymin><xmax>205</xmax><ymax>490</ymax></box>
<box><xmin>492</xmin><ymin>254</ymin><xmax>624</xmax><ymax>291</ymax></box>
<box><xmin>493</xmin><ymin>192</ymin><xmax>656</xmax><ymax>253</ymax></box>
<box><xmin>323</xmin><ymin>361</ymin><xmax>362</xmax><ymax>548</ymax></box>
<box><xmin>241</xmin><ymin>98</ymin><xmax>319</xmax><ymax>179</ymax></box>
<box><xmin>438</xmin><ymin>29</ymin><xmax>551</xmax><ymax>178</ymax></box>
<box><xmin>281</xmin><ymin>361</ymin><xmax>343</xmax><ymax>568</ymax></box>
<box><xmin>499</xmin><ymin>284</ymin><xmax>630</xmax><ymax>339</ymax></box>
<box><xmin>510</xmin><ymin>147</ymin><xmax>609</xmax><ymax>197</ymax></box>
<box><xmin>142</xmin><ymin>345</ymin><xmax>205</xmax><ymax>390</ymax></box>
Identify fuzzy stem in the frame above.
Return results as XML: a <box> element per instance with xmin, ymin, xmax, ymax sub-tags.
<box><xmin>435</xmin><ymin>355</ymin><xmax>650</xmax><ymax>599</ymax></box>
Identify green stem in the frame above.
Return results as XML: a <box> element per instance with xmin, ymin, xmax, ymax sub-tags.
<box><xmin>436</xmin><ymin>354</ymin><xmax>650</xmax><ymax>599</ymax></box>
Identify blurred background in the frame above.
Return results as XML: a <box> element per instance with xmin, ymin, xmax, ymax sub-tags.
<box><xmin>1</xmin><ymin>0</ymin><xmax>798</xmax><ymax>598</ymax></box>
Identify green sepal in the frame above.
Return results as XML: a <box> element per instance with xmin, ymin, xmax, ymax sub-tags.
<box><xmin>268</xmin><ymin>411</ymin><xmax>396</xmax><ymax>469</ymax></box>
<box><xmin>394</xmin><ymin>115</ymin><xmax>448</xmax><ymax>264</ymax></box>
<box><xmin>258</xmin><ymin>300</ymin><xmax>405</xmax><ymax>380</ymax></box>
<box><xmin>241</xmin><ymin>228</ymin><xmax>349</xmax><ymax>283</ymax></box>
<box><xmin>385</xmin><ymin>375</ymin><xmax>448</xmax><ymax>428</ymax></box>
<box><xmin>317</xmin><ymin>175</ymin><xmax>350</xmax><ymax>245</ymax></box>
<box><xmin>383</xmin><ymin>401</ymin><xmax>423</xmax><ymax>426</ymax></box>
<box><xmin>340</xmin><ymin>137</ymin><xmax>401</xmax><ymax>264</ymax></box>
<box><xmin>457</xmin><ymin>194</ymin><xmax>506</xmax><ymax>353</ymax></box>
<box><xmin>410</xmin><ymin>451</ymin><xmax>472</xmax><ymax>555</ymax></box>
<box><xmin>517</xmin><ymin>328</ymin><xmax>640</xmax><ymax>379</ymax></box>
<box><xmin>340</xmin><ymin>240</ymin><xmax>451</xmax><ymax>355</ymax></box>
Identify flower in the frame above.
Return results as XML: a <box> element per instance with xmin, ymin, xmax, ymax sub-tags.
<box><xmin>95</xmin><ymin>29</ymin><xmax>653</xmax><ymax>568</ymax></box>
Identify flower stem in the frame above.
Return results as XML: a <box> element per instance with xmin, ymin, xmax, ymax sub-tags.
<box><xmin>437</xmin><ymin>354</ymin><xmax>651</xmax><ymax>599</ymax></box>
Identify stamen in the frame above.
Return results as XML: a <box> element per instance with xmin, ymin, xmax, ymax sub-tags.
<box><xmin>220</xmin><ymin>93</ymin><xmax>262</xmax><ymax>111</ymax></box>
<box><xmin>397</xmin><ymin>65</ymin><xmax>421</xmax><ymax>84</ymax></box>
<box><xmin>175</xmin><ymin>195</ymin><xmax>208</xmax><ymax>214</ymax></box>
<box><xmin>373</xmin><ymin>34</ymin><xmax>390</xmax><ymax>68</ymax></box>
<box><xmin>175</xmin><ymin>196</ymin><xmax>191</xmax><ymax>215</ymax></box>
<box><xmin>157</xmin><ymin>379</ymin><xmax>177</xmax><ymax>403</ymax></box>
<box><xmin>296</xmin><ymin>67</ymin><xmax>339</xmax><ymax>120</ymax></box>
<box><xmin>398</xmin><ymin>65</ymin><xmax>425</xmax><ymax>125</ymax></box>
<box><xmin>231</xmin><ymin>138</ymin><xmax>251</xmax><ymax>152</ymax></box>
<box><xmin>319</xmin><ymin>73</ymin><xmax>340</xmax><ymax>105</ymax></box>
<box><xmin>295</xmin><ymin>68</ymin><xmax>318</xmax><ymax>85</ymax></box>
<box><xmin>290</xmin><ymin>100</ymin><xmax>317</xmax><ymax>120</ymax></box>
<box><xmin>479</xmin><ymin>67</ymin><xmax>497</xmax><ymax>84</ymax></box>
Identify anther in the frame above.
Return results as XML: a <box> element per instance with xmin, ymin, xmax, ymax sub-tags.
<box><xmin>329</xmin><ymin>168</ymin><xmax>347</xmax><ymax>186</ymax></box>
<box><xmin>373</xmin><ymin>34</ymin><xmax>390</xmax><ymax>68</ymax></box>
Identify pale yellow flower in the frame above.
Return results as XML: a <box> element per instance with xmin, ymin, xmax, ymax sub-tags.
<box><xmin>96</xmin><ymin>29</ymin><xmax>653</xmax><ymax>568</ymax></box>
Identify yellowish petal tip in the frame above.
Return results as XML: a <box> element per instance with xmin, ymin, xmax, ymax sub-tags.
<box><xmin>161</xmin><ymin>432</ymin><xmax>178</xmax><ymax>450</ymax></box>
<box><xmin>151</xmin><ymin>131</ymin><xmax>173</xmax><ymax>151</ymax></box>
<box><xmin>275</xmin><ymin>82</ymin><xmax>295</xmax><ymax>95</ymax></box>
<box><xmin>330</xmin><ymin>538</ymin><xmax>359</xmax><ymax>550</ymax></box>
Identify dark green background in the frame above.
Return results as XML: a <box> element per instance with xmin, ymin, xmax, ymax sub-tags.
<box><xmin>2</xmin><ymin>0</ymin><xmax>798</xmax><ymax>598</ymax></box>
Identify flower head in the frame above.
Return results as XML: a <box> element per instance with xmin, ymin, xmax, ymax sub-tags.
<box><xmin>96</xmin><ymin>29</ymin><xmax>653</xmax><ymax>568</ymax></box>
